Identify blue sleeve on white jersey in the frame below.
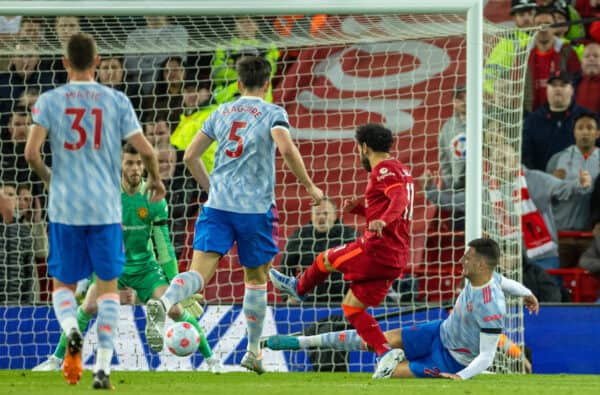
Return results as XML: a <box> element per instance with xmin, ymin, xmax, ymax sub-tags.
<box><xmin>31</xmin><ymin>92</ymin><xmax>51</xmax><ymax>130</ymax></box>
<box><xmin>118</xmin><ymin>92</ymin><xmax>142</xmax><ymax>140</ymax></box>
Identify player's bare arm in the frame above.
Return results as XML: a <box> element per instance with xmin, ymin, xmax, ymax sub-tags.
<box><xmin>127</xmin><ymin>133</ymin><xmax>165</xmax><ymax>202</ymax></box>
<box><xmin>271</xmin><ymin>126</ymin><xmax>323</xmax><ymax>205</ymax></box>
<box><xmin>183</xmin><ymin>130</ymin><xmax>212</xmax><ymax>192</ymax></box>
<box><xmin>24</xmin><ymin>124</ymin><xmax>52</xmax><ymax>187</ymax></box>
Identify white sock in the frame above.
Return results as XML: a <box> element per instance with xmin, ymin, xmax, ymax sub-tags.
<box><xmin>94</xmin><ymin>348</ymin><xmax>113</xmax><ymax>374</ymax></box>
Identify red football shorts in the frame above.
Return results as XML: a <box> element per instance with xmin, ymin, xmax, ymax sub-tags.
<box><xmin>326</xmin><ymin>238</ymin><xmax>403</xmax><ymax>307</ymax></box>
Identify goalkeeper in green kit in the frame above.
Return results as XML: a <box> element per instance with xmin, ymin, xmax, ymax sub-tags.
<box><xmin>33</xmin><ymin>143</ymin><xmax>221</xmax><ymax>372</ymax></box>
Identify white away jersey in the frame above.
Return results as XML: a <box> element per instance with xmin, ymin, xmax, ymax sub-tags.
<box><xmin>32</xmin><ymin>81</ymin><xmax>141</xmax><ymax>225</ymax></box>
<box><xmin>201</xmin><ymin>96</ymin><xmax>290</xmax><ymax>214</ymax></box>
<box><xmin>440</xmin><ymin>272</ymin><xmax>506</xmax><ymax>366</ymax></box>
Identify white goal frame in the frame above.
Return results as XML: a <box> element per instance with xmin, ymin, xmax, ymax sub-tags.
<box><xmin>0</xmin><ymin>0</ymin><xmax>484</xmax><ymax>242</ymax></box>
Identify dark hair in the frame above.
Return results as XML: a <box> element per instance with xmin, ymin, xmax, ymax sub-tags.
<box><xmin>67</xmin><ymin>33</ymin><xmax>97</xmax><ymax>71</ymax></box>
<box><xmin>122</xmin><ymin>142</ymin><xmax>138</xmax><ymax>155</ymax></box>
<box><xmin>0</xmin><ymin>182</ymin><xmax>17</xmax><ymax>191</ymax></box>
<box><xmin>141</xmin><ymin>103</ymin><xmax>170</xmax><ymax>125</ymax></box>
<box><xmin>16</xmin><ymin>182</ymin><xmax>32</xmax><ymax>194</ymax></box>
<box><xmin>100</xmin><ymin>54</ymin><xmax>123</xmax><ymax>65</ymax></box>
<box><xmin>11</xmin><ymin>106</ymin><xmax>29</xmax><ymax>118</ymax></box>
<box><xmin>319</xmin><ymin>196</ymin><xmax>337</xmax><ymax>209</ymax></box>
<box><xmin>468</xmin><ymin>238</ymin><xmax>501</xmax><ymax>268</ymax></box>
<box><xmin>573</xmin><ymin>111</ymin><xmax>599</xmax><ymax>129</ymax></box>
<box><xmin>534</xmin><ymin>6</ymin><xmax>556</xmax><ymax>21</ymax></box>
<box><xmin>236</xmin><ymin>56</ymin><xmax>271</xmax><ymax>90</ymax></box>
<box><xmin>355</xmin><ymin>123</ymin><xmax>393</xmax><ymax>153</ymax></box>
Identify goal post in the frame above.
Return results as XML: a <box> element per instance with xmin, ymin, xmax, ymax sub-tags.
<box><xmin>0</xmin><ymin>0</ymin><xmax>530</xmax><ymax>374</ymax></box>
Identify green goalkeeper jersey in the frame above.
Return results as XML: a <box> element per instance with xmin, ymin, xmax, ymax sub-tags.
<box><xmin>121</xmin><ymin>180</ymin><xmax>178</xmax><ymax>279</ymax></box>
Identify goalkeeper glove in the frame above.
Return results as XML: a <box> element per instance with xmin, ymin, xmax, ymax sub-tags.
<box><xmin>181</xmin><ymin>294</ymin><xmax>205</xmax><ymax>318</ymax></box>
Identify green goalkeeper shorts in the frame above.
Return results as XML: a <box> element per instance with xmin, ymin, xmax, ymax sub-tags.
<box><xmin>91</xmin><ymin>263</ymin><xmax>169</xmax><ymax>303</ymax></box>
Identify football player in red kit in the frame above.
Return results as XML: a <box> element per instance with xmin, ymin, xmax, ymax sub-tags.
<box><xmin>270</xmin><ymin>123</ymin><xmax>414</xmax><ymax>375</ymax></box>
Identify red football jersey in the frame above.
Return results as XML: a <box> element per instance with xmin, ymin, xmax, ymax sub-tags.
<box><xmin>354</xmin><ymin>158</ymin><xmax>414</xmax><ymax>268</ymax></box>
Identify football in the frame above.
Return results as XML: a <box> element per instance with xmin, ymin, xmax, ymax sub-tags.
<box><xmin>165</xmin><ymin>322</ymin><xmax>200</xmax><ymax>357</ymax></box>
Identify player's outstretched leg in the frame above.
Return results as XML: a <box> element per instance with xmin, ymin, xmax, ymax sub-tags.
<box><xmin>160</xmin><ymin>271</ymin><xmax>204</xmax><ymax>313</ymax></box>
<box><xmin>373</xmin><ymin>349</ymin><xmax>405</xmax><ymax>379</ymax></box>
<box><xmin>148</xmin><ymin>271</ymin><xmax>204</xmax><ymax>351</ymax></box>
<box><xmin>266</xmin><ymin>330</ymin><xmax>364</xmax><ymax>352</ymax></box>
<box><xmin>62</xmin><ymin>328</ymin><xmax>83</xmax><ymax>385</ymax></box>
<box><xmin>268</xmin><ymin>269</ymin><xmax>303</xmax><ymax>301</ymax></box>
<box><xmin>266</xmin><ymin>335</ymin><xmax>301</xmax><ymax>350</ymax></box>
<box><xmin>270</xmin><ymin>251</ymin><xmax>331</xmax><ymax>301</ymax></box>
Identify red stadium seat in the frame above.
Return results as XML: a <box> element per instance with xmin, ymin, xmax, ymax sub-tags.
<box><xmin>546</xmin><ymin>268</ymin><xmax>600</xmax><ymax>303</ymax></box>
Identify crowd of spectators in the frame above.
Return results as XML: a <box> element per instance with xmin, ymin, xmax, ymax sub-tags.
<box><xmin>428</xmin><ymin>0</ymin><xmax>600</xmax><ymax>302</ymax></box>
<box><xmin>3</xmin><ymin>3</ymin><xmax>600</xmax><ymax>305</ymax></box>
<box><xmin>0</xmin><ymin>15</ymin><xmax>287</xmax><ymax>304</ymax></box>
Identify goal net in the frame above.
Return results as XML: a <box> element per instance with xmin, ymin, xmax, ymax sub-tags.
<box><xmin>0</xmin><ymin>8</ymin><xmax>529</xmax><ymax>373</ymax></box>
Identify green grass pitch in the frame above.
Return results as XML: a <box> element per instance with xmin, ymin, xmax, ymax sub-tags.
<box><xmin>1</xmin><ymin>371</ymin><xmax>600</xmax><ymax>395</ymax></box>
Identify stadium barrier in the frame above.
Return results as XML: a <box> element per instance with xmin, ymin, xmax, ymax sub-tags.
<box><xmin>1</xmin><ymin>305</ymin><xmax>598</xmax><ymax>374</ymax></box>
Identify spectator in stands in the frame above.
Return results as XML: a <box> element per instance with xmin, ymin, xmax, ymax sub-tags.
<box><xmin>522</xmin><ymin>71</ymin><xmax>590</xmax><ymax>171</ymax></box>
<box><xmin>46</xmin><ymin>16</ymin><xmax>81</xmax><ymax>85</ymax></box>
<box><xmin>493</xmin><ymin>141</ymin><xmax>592</xmax><ymax>269</ymax></box>
<box><xmin>0</xmin><ymin>16</ymin><xmax>22</xmax><ymax>70</ymax></box>
<box><xmin>17</xmin><ymin>183</ymin><xmax>47</xmax><ymax>260</ymax></box>
<box><xmin>0</xmin><ymin>107</ymin><xmax>48</xmax><ymax>198</ymax></box>
<box><xmin>55</xmin><ymin>15</ymin><xmax>80</xmax><ymax>47</ymax></box>
<box><xmin>0</xmin><ymin>189</ymin><xmax>14</xmax><ymax>223</ymax></box>
<box><xmin>543</xmin><ymin>0</ymin><xmax>586</xmax><ymax>41</ymax></box>
<box><xmin>550</xmin><ymin>3</ymin><xmax>585</xmax><ymax>62</ymax></box>
<box><xmin>0</xmin><ymin>40</ymin><xmax>52</xmax><ymax>124</ymax></box>
<box><xmin>421</xmin><ymin>168</ymin><xmax>464</xmax><ymax>231</ymax></box>
<box><xmin>581</xmin><ymin>0</ymin><xmax>600</xmax><ymax>44</ymax></box>
<box><xmin>579</xmin><ymin>192</ymin><xmax>600</xmax><ymax>302</ymax></box>
<box><xmin>279</xmin><ymin>198</ymin><xmax>359</xmax><ymax>305</ymax></box>
<box><xmin>483</xmin><ymin>0</ymin><xmax>536</xmax><ymax>95</ymax></box>
<box><xmin>97</xmin><ymin>54</ymin><xmax>125</xmax><ymax>90</ymax></box>
<box><xmin>424</xmin><ymin>140</ymin><xmax>592</xmax><ymax>269</ymax></box>
<box><xmin>182</xmin><ymin>80</ymin><xmax>211</xmax><ymax>117</ymax></box>
<box><xmin>591</xmin><ymin>175</ymin><xmax>600</xmax><ymax>235</ymax></box>
<box><xmin>0</xmin><ymin>182</ymin><xmax>35</xmax><ymax>305</ymax></box>
<box><xmin>18</xmin><ymin>17</ymin><xmax>42</xmax><ymax>44</ymax></box>
<box><xmin>211</xmin><ymin>16</ymin><xmax>279</xmax><ymax>105</ymax></box>
<box><xmin>574</xmin><ymin>43</ymin><xmax>600</xmax><ymax>112</ymax></box>
<box><xmin>523</xmin><ymin>8</ymin><xmax>580</xmax><ymax>113</ymax></box>
<box><xmin>158</xmin><ymin>145</ymin><xmax>201</xmax><ymax>259</ymax></box>
<box><xmin>438</xmin><ymin>85</ymin><xmax>466</xmax><ymax>191</ymax></box>
<box><xmin>522</xmin><ymin>251</ymin><xmax>563</xmax><ymax>302</ymax></box>
<box><xmin>143</xmin><ymin>107</ymin><xmax>172</xmax><ymax>149</ymax></box>
<box><xmin>16</xmin><ymin>87</ymin><xmax>39</xmax><ymax>111</ymax></box>
<box><xmin>124</xmin><ymin>16</ymin><xmax>188</xmax><ymax>95</ymax></box>
<box><xmin>546</xmin><ymin>112</ymin><xmax>600</xmax><ymax>231</ymax></box>
<box><xmin>143</xmin><ymin>56</ymin><xmax>186</xmax><ymax>124</ymax></box>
